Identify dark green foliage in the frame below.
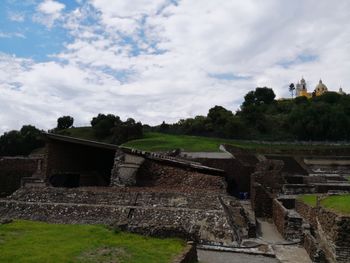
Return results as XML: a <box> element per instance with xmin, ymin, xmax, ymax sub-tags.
<box><xmin>56</xmin><ymin>116</ymin><xmax>74</xmax><ymax>130</ymax></box>
<box><xmin>151</xmin><ymin>88</ymin><xmax>349</xmax><ymax>141</ymax></box>
<box><xmin>90</xmin><ymin>114</ymin><xmax>143</xmax><ymax>144</ymax></box>
<box><xmin>0</xmin><ymin>125</ymin><xmax>44</xmax><ymax>156</ymax></box>
<box><xmin>242</xmin><ymin>87</ymin><xmax>275</xmax><ymax>107</ymax></box>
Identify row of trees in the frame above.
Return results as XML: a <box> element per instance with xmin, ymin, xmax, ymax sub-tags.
<box><xmin>0</xmin><ymin>114</ymin><xmax>143</xmax><ymax>156</ymax></box>
<box><xmin>1</xmin><ymin>87</ymin><xmax>350</xmax><ymax>156</ymax></box>
<box><xmin>154</xmin><ymin>87</ymin><xmax>350</xmax><ymax>141</ymax></box>
<box><xmin>0</xmin><ymin>125</ymin><xmax>44</xmax><ymax>156</ymax></box>
<box><xmin>90</xmin><ymin>114</ymin><xmax>143</xmax><ymax>144</ymax></box>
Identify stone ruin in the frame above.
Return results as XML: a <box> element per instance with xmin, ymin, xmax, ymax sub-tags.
<box><xmin>0</xmin><ymin>133</ymin><xmax>255</xmax><ymax>247</ymax></box>
<box><xmin>2</xmin><ymin>133</ymin><xmax>350</xmax><ymax>262</ymax></box>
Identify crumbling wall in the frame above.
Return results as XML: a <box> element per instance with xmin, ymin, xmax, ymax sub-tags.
<box><xmin>251</xmin><ymin>183</ymin><xmax>275</xmax><ymax>217</ymax></box>
<box><xmin>0</xmin><ymin>187</ymin><xmax>244</xmax><ymax>246</ymax></box>
<box><xmin>272</xmin><ymin>198</ymin><xmax>303</xmax><ymax>241</ymax></box>
<box><xmin>43</xmin><ymin>140</ymin><xmax>115</xmax><ymax>186</ymax></box>
<box><xmin>136</xmin><ymin>160</ymin><xmax>227</xmax><ymax>192</ymax></box>
<box><xmin>295</xmin><ymin>199</ymin><xmax>318</xmax><ymax>227</ymax></box>
<box><xmin>0</xmin><ymin>157</ymin><xmax>39</xmax><ymax>197</ymax></box>
<box><xmin>297</xmin><ymin>197</ymin><xmax>350</xmax><ymax>263</ymax></box>
<box><xmin>196</xmin><ymin>158</ymin><xmax>254</xmax><ymax>195</ymax></box>
<box><xmin>250</xmin><ymin>160</ymin><xmax>284</xmax><ymax>217</ymax></box>
<box><xmin>303</xmin><ymin>231</ymin><xmax>328</xmax><ymax>263</ymax></box>
<box><xmin>317</xmin><ymin>207</ymin><xmax>350</xmax><ymax>263</ymax></box>
<box><xmin>110</xmin><ymin>151</ymin><xmax>145</xmax><ymax>186</ymax></box>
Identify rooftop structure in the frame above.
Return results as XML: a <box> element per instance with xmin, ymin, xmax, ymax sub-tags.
<box><xmin>295</xmin><ymin>77</ymin><xmax>345</xmax><ymax>98</ymax></box>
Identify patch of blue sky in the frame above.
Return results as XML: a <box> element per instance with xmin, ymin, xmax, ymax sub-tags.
<box><xmin>209</xmin><ymin>73</ymin><xmax>252</xmax><ymax>81</ymax></box>
<box><xmin>99</xmin><ymin>66</ymin><xmax>136</xmax><ymax>84</ymax></box>
<box><xmin>0</xmin><ymin>0</ymin><xmax>78</xmax><ymax>62</ymax></box>
<box><xmin>278</xmin><ymin>53</ymin><xmax>318</xmax><ymax>69</ymax></box>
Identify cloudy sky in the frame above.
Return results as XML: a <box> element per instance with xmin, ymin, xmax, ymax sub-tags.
<box><xmin>0</xmin><ymin>0</ymin><xmax>349</xmax><ymax>133</ymax></box>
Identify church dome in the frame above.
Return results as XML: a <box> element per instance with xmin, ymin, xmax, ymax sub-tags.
<box><xmin>315</xmin><ymin>79</ymin><xmax>328</xmax><ymax>93</ymax></box>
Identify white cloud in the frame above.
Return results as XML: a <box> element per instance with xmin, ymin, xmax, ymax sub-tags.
<box><xmin>35</xmin><ymin>0</ymin><xmax>65</xmax><ymax>28</ymax></box>
<box><xmin>8</xmin><ymin>12</ymin><xmax>25</xmax><ymax>22</ymax></box>
<box><xmin>38</xmin><ymin>0</ymin><xmax>65</xmax><ymax>15</ymax></box>
<box><xmin>0</xmin><ymin>32</ymin><xmax>25</xmax><ymax>39</ymax></box>
<box><xmin>1</xmin><ymin>0</ymin><xmax>350</xmax><ymax>133</ymax></box>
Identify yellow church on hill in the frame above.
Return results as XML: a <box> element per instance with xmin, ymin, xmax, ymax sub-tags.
<box><xmin>295</xmin><ymin>77</ymin><xmax>345</xmax><ymax>98</ymax></box>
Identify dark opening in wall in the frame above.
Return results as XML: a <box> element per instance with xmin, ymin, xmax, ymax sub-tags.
<box><xmin>46</xmin><ymin>139</ymin><xmax>116</xmax><ymax>187</ymax></box>
<box><xmin>285</xmin><ymin>175</ymin><xmax>304</xmax><ymax>184</ymax></box>
<box><xmin>49</xmin><ymin>173</ymin><xmax>80</xmax><ymax>188</ymax></box>
<box><xmin>279</xmin><ymin>198</ymin><xmax>295</xmax><ymax>209</ymax></box>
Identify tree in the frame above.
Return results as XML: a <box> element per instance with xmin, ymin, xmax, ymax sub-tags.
<box><xmin>56</xmin><ymin>116</ymin><xmax>74</xmax><ymax>130</ymax></box>
<box><xmin>91</xmin><ymin>114</ymin><xmax>121</xmax><ymax>138</ymax></box>
<box><xmin>207</xmin><ymin>106</ymin><xmax>234</xmax><ymax>126</ymax></box>
<box><xmin>254</xmin><ymin>87</ymin><xmax>276</xmax><ymax>104</ymax></box>
<box><xmin>0</xmin><ymin>125</ymin><xmax>44</xmax><ymax>156</ymax></box>
<box><xmin>289</xmin><ymin>83</ymin><xmax>295</xmax><ymax>98</ymax></box>
<box><xmin>242</xmin><ymin>87</ymin><xmax>276</xmax><ymax>108</ymax></box>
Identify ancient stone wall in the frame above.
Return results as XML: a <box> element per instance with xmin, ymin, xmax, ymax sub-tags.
<box><xmin>251</xmin><ymin>182</ymin><xmax>274</xmax><ymax>217</ymax></box>
<box><xmin>297</xmin><ymin>197</ymin><xmax>350</xmax><ymax>263</ymax></box>
<box><xmin>250</xmin><ymin>160</ymin><xmax>284</xmax><ymax>217</ymax></box>
<box><xmin>136</xmin><ymin>160</ymin><xmax>227</xmax><ymax>193</ymax></box>
<box><xmin>265</xmin><ymin>155</ymin><xmax>308</xmax><ymax>175</ymax></box>
<box><xmin>272</xmin><ymin>198</ymin><xmax>303</xmax><ymax>241</ymax></box>
<box><xmin>44</xmin><ymin>140</ymin><xmax>115</xmax><ymax>186</ymax></box>
<box><xmin>303</xmin><ymin>231</ymin><xmax>328</xmax><ymax>263</ymax></box>
<box><xmin>252</xmin><ymin>160</ymin><xmax>285</xmax><ymax>193</ymax></box>
<box><xmin>195</xmin><ymin>158</ymin><xmax>254</xmax><ymax>195</ymax></box>
<box><xmin>0</xmin><ymin>187</ymin><xmax>246</xmax><ymax>246</ymax></box>
<box><xmin>317</xmin><ymin>207</ymin><xmax>350</xmax><ymax>263</ymax></box>
<box><xmin>0</xmin><ymin>157</ymin><xmax>39</xmax><ymax>197</ymax></box>
<box><xmin>295</xmin><ymin>199</ymin><xmax>318</xmax><ymax>227</ymax></box>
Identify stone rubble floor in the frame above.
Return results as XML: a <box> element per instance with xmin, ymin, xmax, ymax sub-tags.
<box><xmin>197</xmin><ymin>249</ymin><xmax>279</xmax><ymax>263</ymax></box>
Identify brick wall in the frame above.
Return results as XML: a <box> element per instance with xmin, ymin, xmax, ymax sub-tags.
<box><xmin>251</xmin><ymin>182</ymin><xmax>274</xmax><ymax>217</ymax></box>
<box><xmin>0</xmin><ymin>157</ymin><xmax>39</xmax><ymax>197</ymax></box>
<box><xmin>272</xmin><ymin>198</ymin><xmax>303</xmax><ymax>241</ymax></box>
<box><xmin>195</xmin><ymin>158</ymin><xmax>254</xmax><ymax>195</ymax></box>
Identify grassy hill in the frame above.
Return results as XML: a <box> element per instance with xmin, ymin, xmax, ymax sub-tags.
<box><xmin>122</xmin><ymin>132</ymin><xmax>350</xmax><ymax>153</ymax></box>
<box><xmin>58</xmin><ymin>127</ymin><xmax>350</xmax><ymax>153</ymax></box>
<box><xmin>0</xmin><ymin>220</ymin><xmax>185</xmax><ymax>263</ymax></box>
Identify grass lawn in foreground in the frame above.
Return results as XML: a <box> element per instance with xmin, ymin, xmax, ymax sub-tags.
<box><xmin>0</xmin><ymin>220</ymin><xmax>185</xmax><ymax>263</ymax></box>
<box><xmin>298</xmin><ymin>194</ymin><xmax>350</xmax><ymax>215</ymax></box>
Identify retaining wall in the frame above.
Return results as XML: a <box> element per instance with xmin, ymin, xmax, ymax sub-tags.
<box><xmin>0</xmin><ymin>157</ymin><xmax>39</xmax><ymax>197</ymax></box>
<box><xmin>272</xmin><ymin>198</ymin><xmax>303</xmax><ymax>241</ymax></box>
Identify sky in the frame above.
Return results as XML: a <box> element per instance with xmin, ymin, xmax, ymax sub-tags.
<box><xmin>0</xmin><ymin>0</ymin><xmax>350</xmax><ymax>133</ymax></box>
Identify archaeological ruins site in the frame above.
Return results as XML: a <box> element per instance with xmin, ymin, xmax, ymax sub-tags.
<box><xmin>1</xmin><ymin>133</ymin><xmax>350</xmax><ymax>262</ymax></box>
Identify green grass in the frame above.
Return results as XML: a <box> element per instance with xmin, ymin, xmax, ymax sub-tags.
<box><xmin>298</xmin><ymin>194</ymin><xmax>350</xmax><ymax>215</ymax></box>
<box><xmin>298</xmin><ymin>194</ymin><xmax>317</xmax><ymax>207</ymax></box>
<box><xmin>122</xmin><ymin>132</ymin><xmax>349</xmax><ymax>152</ymax></box>
<box><xmin>122</xmin><ymin>132</ymin><xmax>236</xmax><ymax>152</ymax></box>
<box><xmin>320</xmin><ymin>194</ymin><xmax>350</xmax><ymax>215</ymax></box>
<box><xmin>0</xmin><ymin>220</ymin><xmax>185</xmax><ymax>263</ymax></box>
<box><xmin>59</xmin><ymin>128</ymin><xmax>350</xmax><ymax>153</ymax></box>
